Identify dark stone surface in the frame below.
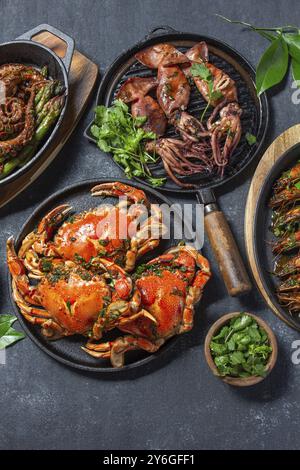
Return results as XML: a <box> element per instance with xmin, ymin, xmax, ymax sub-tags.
<box><xmin>0</xmin><ymin>0</ymin><xmax>299</xmax><ymax>450</ymax></box>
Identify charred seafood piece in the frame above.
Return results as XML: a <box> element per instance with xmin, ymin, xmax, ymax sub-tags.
<box><xmin>271</xmin><ymin>206</ymin><xmax>300</xmax><ymax>237</ymax></box>
<box><xmin>116</xmin><ymin>77</ymin><xmax>167</xmax><ymax>136</ymax></box>
<box><xmin>269</xmin><ymin>186</ymin><xmax>300</xmax><ymax>209</ymax></box>
<box><xmin>272</xmin><ymin>230</ymin><xmax>300</xmax><ymax>255</ymax></box>
<box><xmin>185</xmin><ymin>42</ymin><xmax>238</xmax><ymax>106</ymax></box>
<box><xmin>273</xmin><ymin>161</ymin><xmax>300</xmax><ymax>194</ymax></box>
<box><xmin>274</xmin><ymin>254</ymin><xmax>300</xmax><ymax>278</ymax></box>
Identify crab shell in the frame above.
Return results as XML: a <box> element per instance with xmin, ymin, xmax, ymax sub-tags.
<box><xmin>7</xmin><ymin>238</ymin><xmax>133</xmax><ymax>341</ymax></box>
<box><xmin>83</xmin><ymin>245</ymin><xmax>211</xmax><ymax>367</ymax></box>
<box><xmin>27</xmin><ymin>182</ymin><xmax>164</xmax><ymax>273</ymax></box>
<box><xmin>124</xmin><ymin>246</ymin><xmax>210</xmax><ymax>340</ymax></box>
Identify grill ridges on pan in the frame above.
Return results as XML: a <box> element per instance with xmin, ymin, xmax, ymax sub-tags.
<box><xmin>110</xmin><ymin>48</ymin><xmax>258</xmax><ymax>188</ymax></box>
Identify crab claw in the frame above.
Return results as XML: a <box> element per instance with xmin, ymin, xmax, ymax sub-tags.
<box><xmin>91</xmin><ymin>182</ymin><xmax>149</xmax><ymax>206</ymax></box>
<box><xmin>36</xmin><ymin>204</ymin><xmax>72</xmax><ymax>238</ymax></box>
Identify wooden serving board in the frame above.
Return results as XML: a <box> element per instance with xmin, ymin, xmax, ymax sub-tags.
<box><xmin>0</xmin><ymin>31</ymin><xmax>98</xmax><ymax>208</ymax></box>
<box><xmin>245</xmin><ymin>124</ymin><xmax>300</xmax><ymax>330</ymax></box>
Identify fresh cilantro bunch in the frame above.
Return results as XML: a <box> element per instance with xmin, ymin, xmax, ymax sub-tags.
<box><xmin>210</xmin><ymin>313</ymin><xmax>272</xmax><ymax>378</ymax></box>
<box><xmin>91</xmin><ymin>100</ymin><xmax>165</xmax><ymax>187</ymax></box>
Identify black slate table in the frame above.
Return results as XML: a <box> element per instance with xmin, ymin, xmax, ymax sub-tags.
<box><xmin>0</xmin><ymin>0</ymin><xmax>299</xmax><ymax>450</ymax></box>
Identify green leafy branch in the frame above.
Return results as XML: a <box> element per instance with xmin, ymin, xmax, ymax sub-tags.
<box><xmin>217</xmin><ymin>14</ymin><xmax>300</xmax><ymax>95</ymax></box>
<box><xmin>0</xmin><ymin>315</ymin><xmax>25</xmax><ymax>350</ymax></box>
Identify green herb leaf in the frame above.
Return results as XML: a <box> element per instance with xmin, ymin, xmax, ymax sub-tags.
<box><xmin>283</xmin><ymin>33</ymin><xmax>300</xmax><ymax>62</ymax></box>
<box><xmin>210</xmin><ymin>313</ymin><xmax>272</xmax><ymax>378</ymax></box>
<box><xmin>92</xmin><ymin>100</ymin><xmax>163</xmax><ymax>187</ymax></box>
<box><xmin>0</xmin><ymin>315</ymin><xmax>25</xmax><ymax>350</ymax></box>
<box><xmin>256</xmin><ymin>36</ymin><xmax>289</xmax><ymax>95</ymax></box>
<box><xmin>245</xmin><ymin>132</ymin><xmax>257</xmax><ymax>145</ymax></box>
<box><xmin>291</xmin><ymin>57</ymin><xmax>300</xmax><ymax>82</ymax></box>
<box><xmin>190</xmin><ymin>63</ymin><xmax>211</xmax><ymax>80</ymax></box>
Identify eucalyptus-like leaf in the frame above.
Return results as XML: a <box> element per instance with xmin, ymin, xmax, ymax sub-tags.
<box><xmin>283</xmin><ymin>33</ymin><xmax>300</xmax><ymax>61</ymax></box>
<box><xmin>0</xmin><ymin>327</ymin><xmax>25</xmax><ymax>350</ymax></box>
<box><xmin>256</xmin><ymin>36</ymin><xmax>289</xmax><ymax>95</ymax></box>
<box><xmin>0</xmin><ymin>314</ymin><xmax>25</xmax><ymax>350</ymax></box>
<box><xmin>0</xmin><ymin>315</ymin><xmax>17</xmax><ymax>337</ymax></box>
<box><xmin>292</xmin><ymin>57</ymin><xmax>300</xmax><ymax>82</ymax></box>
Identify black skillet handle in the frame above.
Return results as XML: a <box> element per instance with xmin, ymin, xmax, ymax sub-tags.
<box><xmin>16</xmin><ymin>24</ymin><xmax>75</xmax><ymax>73</ymax></box>
<box><xmin>198</xmin><ymin>191</ymin><xmax>252</xmax><ymax>297</ymax></box>
<box><xmin>144</xmin><ymin>25</ymin><xmax>179</xmax><ymax>40</ymax></box>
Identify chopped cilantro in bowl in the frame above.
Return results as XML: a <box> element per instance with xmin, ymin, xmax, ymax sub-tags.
<box><xmin>205</xmin><ymin>312</ymin><xmax>276</xmax><ymax>384</ymax></box>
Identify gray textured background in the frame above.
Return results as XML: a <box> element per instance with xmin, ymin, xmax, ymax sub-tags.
<box><xmin>0</xmin><ymin>0</ymin><xmax>299</xmax><ymax>450</ymax></box>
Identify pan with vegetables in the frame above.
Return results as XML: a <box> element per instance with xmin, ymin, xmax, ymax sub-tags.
<box><xmin>85</xmin><ymin>26</ymin><xmax>269</xmax><ymax>296</ymax></box>
<box><xmin>0</xmin><ymin>24</ymin><xmax>74</xmax><ymax>186</ymax></box>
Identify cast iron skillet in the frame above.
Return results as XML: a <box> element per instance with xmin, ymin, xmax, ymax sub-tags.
<box><xmin>9</xmin><ymin>178</ymin><xmax>199</xmax><ymax>372</ymax></box>
<box><xmin>254</xmin><ymin>142</ymin><xmax>300</xmax><ymax>330</ymax></box>
<box><xmin>0</xmin><ymin>24</ymin><xmax>74</xmax><ymax>188</ymax></box>
<box><xmin>84</xmin><ymin>25</ymin><xmax>269</xmax><ymax>297</ymax></box>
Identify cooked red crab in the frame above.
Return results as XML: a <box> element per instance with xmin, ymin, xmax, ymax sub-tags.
<box><xmin>7</xmin><ymin>237</ymin><xmax>135</xmax><ymax>340</ymax></box>
<box><xmin>19</xmin><ymin>182</ymin><xmax>165</xmax><ymax>273</ymax></box>
<box><xmin>83</xmin><ymin>245</ymin><xmax>211</xmax><ymax>367</ymax></box>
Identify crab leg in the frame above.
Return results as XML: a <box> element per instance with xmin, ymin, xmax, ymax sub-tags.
<box><xmin>83</xmin><ymin>335</ymin><xmax>164</xmax><ymax>368</ymax></box>
<box><xmin>127</xmin><ymin>204</ymin><xmax>166</xmax><ymax>271</ymax></box>
<box><xmin>7</xmin><ymin>237</ymin><xmax>39</xmax><ymax>302</ymax></box>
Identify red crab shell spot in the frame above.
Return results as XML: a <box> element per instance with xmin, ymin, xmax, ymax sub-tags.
<box><xmin>38</xmin><ymin>273</ymin><xmax>110</xmax><ymax>335</ymax></box>
<box><xmin>136</xmin><ymin>270</ymin><xmax>187</xmax><ymax>337</ymax></box>
<box><xmin>114</xmin><ymin>277</ymin><xmax>132</xmax><ymax>300</ymax></box>
<box><xmin>96</xmin><ymin>210</ymin><xmax>130</xmax><ymax>246</ymax></box>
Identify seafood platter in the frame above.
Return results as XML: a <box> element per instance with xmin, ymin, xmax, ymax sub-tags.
<box><xmin>2</xmin><ymin>23</ymin><xmax>292</xmax><ymax>381</ymax></box>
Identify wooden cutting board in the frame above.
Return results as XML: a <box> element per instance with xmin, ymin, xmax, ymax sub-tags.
<box><xmin>0</xmin><ymin>31</ymin><xmax>98</xmax><ymax>208</ymax></box>
<box><xmin>245</xmin><ymin>124</ymin><xmax>300</xmax><ymax>330</ymax></box>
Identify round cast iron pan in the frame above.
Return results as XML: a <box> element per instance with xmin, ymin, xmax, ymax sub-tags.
<box><xmin>0</xmin><ymin>24</ymin><xmax>74</xmax><ymax>188</ymax></box>
<box><xmin>85</xmin><ymin>25</ymin><xmax>269</xmax><ymax>297</ymax></box>
<box><xmin>85</xmin><ymin>25</ymin><xmax>269</xmax><ymax>194</ymax></box>
<box><xmin>9</xmin><ymin>178</ymin><xmax>198</xmax><ymax>372</ymax></box>
<box><xmin>254</xmin><ymin>142</ymin><xmax>300</xmax><ymax>330</ymax></box>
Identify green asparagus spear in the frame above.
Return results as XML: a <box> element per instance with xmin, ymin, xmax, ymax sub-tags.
<box><xmin>40</xmin><ymin>65</ymin><xmax>48</xmax><ymax>78</ymax></box>
<box><xmin>36</xmin><ymin>82</ymin><xmax>56</xmax><ymax>114</ymax></box>
<box><xmin>35</xmin><ymin>86</ymin><xmax>46</xmax><ymax>106</ymax></box>
<box><xmin>35</xmin><ymin>95</ymin><xmax>65</xmax><ymax>141</ymax></box>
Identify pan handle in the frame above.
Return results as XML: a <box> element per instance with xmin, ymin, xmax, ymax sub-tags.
<box><xmin>198</xmin><ymin>191</ymin><xmax>252</xmax><ymax>296</ymax></box>
<box><xmin>144</xmin><ymin>25</ymin><xmax>179</xmax><ymax>40</ymax></box>
<box><xmin>16</xmin><ymin>24</ymin><xmax>74</xmax><ymax>73</ymax></box>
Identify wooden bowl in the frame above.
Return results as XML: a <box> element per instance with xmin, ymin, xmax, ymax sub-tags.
<box><xmin>204</xmin><ymin>312</ymin><xmax>278</xmax><ymax>387</ymax></box>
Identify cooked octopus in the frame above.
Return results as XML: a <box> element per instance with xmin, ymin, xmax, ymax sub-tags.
<box><xmin>0</xmin><ymin>63</ymin><xmax>65</xmax><ymax>178</ymax></box>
